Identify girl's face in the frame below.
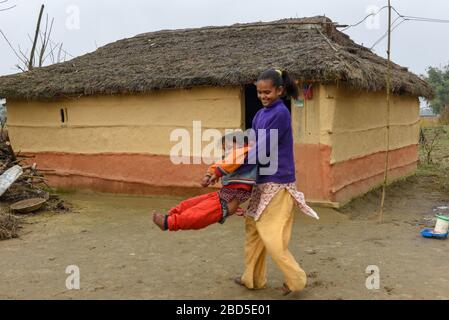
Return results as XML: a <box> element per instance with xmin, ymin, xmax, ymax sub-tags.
<box><xmin>256</xmin><ymin>79</ymin><xmax>284</xmax><ymax>107</ymax></box>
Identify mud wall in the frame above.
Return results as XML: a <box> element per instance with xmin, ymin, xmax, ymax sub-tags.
<box><xmin>7</xmin><ymin>87</ymin><xmax>242</xmax><ymax>192</ymax></box>
<box><xmin>291</xmin><ymin>83</ymin><xmax>420</xmax><ymax>206</ymax></box>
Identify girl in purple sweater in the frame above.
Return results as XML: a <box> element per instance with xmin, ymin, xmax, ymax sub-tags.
<box><xmin>234</xmin><ymin>69</ymin><xmax>319</xmax><ymax>296</ymax></box>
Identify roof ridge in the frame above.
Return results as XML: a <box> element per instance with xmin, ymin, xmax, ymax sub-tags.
<box><xmin>135</xmin><ymin>16</ymin><xmax>335</xmax><ymax>38</ymax></box>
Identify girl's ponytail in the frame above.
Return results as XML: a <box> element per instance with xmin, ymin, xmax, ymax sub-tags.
<box><xmin>257</xmin><ymin>68</ymin><xmax>299</xmax><ymax>100</ymax></box>
<box><xmin>281</xmin><ymin>70</ymin><xmax>299</xmax><ymax>100</ymax></box>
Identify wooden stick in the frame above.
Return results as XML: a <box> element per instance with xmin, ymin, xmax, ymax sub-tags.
<box><xmin>34</xmin><ymin>168</ymin><xmax>55</xmax><ymax>172</ymax></box>
<box><xmin>20</xmin><ymin>175</ymin><xmax>47</xmax><ymax>180</ymax></box>
<box><xmin>379</xmin><ymin>0</ymin><xmax>392</xmax><ymax>223</ymax></box>
<box><xmin>315</xmin><ymin>26</ymin><xmax>339</xmax><ymax>52</ymax></box>
<box><xmin>16</xmin><ymin>155</ymin><xmax>35</xmax><ymax>159</ymax></box>
<box><xmin>28</xmin><ymin>4</ymin><xmax>45</xmax><ymax>70</ymax></box>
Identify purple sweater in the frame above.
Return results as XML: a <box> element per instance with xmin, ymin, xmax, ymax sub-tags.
<box><xmin>248</xmin><ymin>99</ymin><xmax>296</xmax><ymax>184</ymax></box>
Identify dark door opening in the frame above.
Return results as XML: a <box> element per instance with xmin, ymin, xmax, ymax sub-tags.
<box><xmin>244</xmin><ymin>84</ymin><xmax>262</xmax><ymax>130</ymax></box>
<box><xmin>244</xmin><ymin>84</ymin><xmax>292</xmax><ymax>129</ymax></box>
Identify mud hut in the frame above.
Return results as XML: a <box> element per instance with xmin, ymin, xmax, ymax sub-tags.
<box><xmin>0</xmin><ymin>16</ymin><xmax>434</xmax><ymax>207</ymax></box>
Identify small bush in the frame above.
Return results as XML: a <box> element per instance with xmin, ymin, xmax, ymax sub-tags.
<box><xmin>439</xmin><ymin>106</ymin><xmax>449</xmax><ymax>125</ymax></box>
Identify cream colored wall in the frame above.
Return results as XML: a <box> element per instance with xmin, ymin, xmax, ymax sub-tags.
<box><xmin>8</xmin><ymin>83</ymin><xmax>420</xmax><ymax>163</ymax></box>
<box><xmin>291</xmin><ymin>84</ymin><xmax>420</xmax><ymax>158</ymax></box>
<box><xmin>326</xmin><ymin>85</ymin><xmax>420</xmax><ymax>164</ymax></box>
<box><xmin>7</xmin><ymin>87</ymin><xmax>242</xmax><ymax>156</ymax></box>
<box><xmin>292</xmin><ymin>84</ymin><xmax>334</xmax><ymax>145</ymax></box>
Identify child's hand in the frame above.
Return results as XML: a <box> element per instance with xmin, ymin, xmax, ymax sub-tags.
<box><xmin>201</xmin><ymin>175</ymin><xmax>211</xmax><ymax>187</ymax></box>
<box><xmin>209</xmin><ymin>174</ymin><xmax>219</xmax><ymax>185</ymax></box>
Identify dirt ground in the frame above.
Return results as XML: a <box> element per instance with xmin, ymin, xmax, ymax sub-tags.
<box><xmin>0</xmin><ymin>172</ymin><xmax>448</xmax><ymax>300</ymax></box>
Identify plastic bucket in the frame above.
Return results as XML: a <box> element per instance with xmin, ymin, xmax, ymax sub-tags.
<box><xmin>434</xmin><ymin>215</ymin><xmax>449</xmax><ymax>234</ymax></box>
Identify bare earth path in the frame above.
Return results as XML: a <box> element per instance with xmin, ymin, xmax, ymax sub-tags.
<box><xmin>0</xmin><ymin>175</ymin><xmax>448</xmax><ymax>300</ymax></box>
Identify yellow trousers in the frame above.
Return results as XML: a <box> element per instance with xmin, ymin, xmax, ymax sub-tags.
<box><xmin>241</xmin><ymin>189</ymin><xmax>307</xmax><ymax>292</ymax></box>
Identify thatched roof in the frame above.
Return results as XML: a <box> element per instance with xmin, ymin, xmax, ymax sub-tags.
<box><xmin>0</xmin><ymin>16</ymin><xmax>434</xmax><ymax>100</ymax></box>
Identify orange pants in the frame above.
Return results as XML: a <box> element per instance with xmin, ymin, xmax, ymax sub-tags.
<box><xmin>167</xmin><ymin>192</ymin><xmax>224</xmax><ymax>231</ymax></box>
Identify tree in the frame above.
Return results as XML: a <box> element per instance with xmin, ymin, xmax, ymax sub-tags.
<box><xmin>423</xmin><ymin>63</ymin><xmax>449</xmax><ymax>115</ymax></box>
<box><xmin>0</xmin><ymin>4</ymin><xmax>67</xmax><ymax>72</ymax></box>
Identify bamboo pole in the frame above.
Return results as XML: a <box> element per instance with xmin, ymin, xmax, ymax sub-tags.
<box><xmin>379</xmin><ymin>0</ymin><xmax>392</xmax><ymax>223</ymax></box>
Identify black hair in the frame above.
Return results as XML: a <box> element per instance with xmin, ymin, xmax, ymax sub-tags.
<box><xmin>257</xmin><ymin>69</ymin><xmax>299</xmax><ymax>99</ymax></box>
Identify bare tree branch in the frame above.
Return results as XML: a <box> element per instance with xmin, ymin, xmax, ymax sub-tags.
<box><xmin>46</xmin><ymin>38</ymin><xmax>74</xmax><ymax>59</ymax></box>
<box><xmin>57</xmin><ymin>42</ymin><xmax>63</xmax><ymax>63</ymax></box>
<box><xmin>2</xmin><ymin>4</ymin><xmax>70</xmax><ymax>71</ymax></box>
<box><xmin>17</xmin><ymin>44</ymin><xmax>30</xmax><ymax>64</ymax></box>
<box><xmin>15</xmin><ymin>64</ymin><xmax>26</xmax><ymax>72</ymax></box>
<box><xmin>27</xmin><ymin>33</ymin><xmax>34</xmax><ymax>44</ymax></box>
<box><xmin>43</xmin><ymin>40</ymin><xmax>59</xmax><ymax>63</ymax></box>
<box><xmin>0</xmin><ymin>0</ymin><xmax>16</xmax><ymax>11</ymax></box>
<box><xmin>48</xmin><ymin>42</ymin><xmax>55</xmax><ymax>64</ymax></box>
<box><xmin>0</xmin><ymin>29</ymin><xmax>27</xmax><ymax>65</ymax></box>
<box><xmin>39</xmin><ymin>17</ymin><xmax>54</xmax><ymax>66</ymax></box>
<box><xmin>46</xmin><ymin>18</ymin><xmax>55</xmax><ymax>53</ymax></box>
<box><xmin>0</xmin><ymin>4</ymin><xmax>16</xmax><ymax>12</ymax></box>
<box><xmin>38</xmin><ymin>14</ymin><xmax>48</xmax><ymax>67</ymax></box>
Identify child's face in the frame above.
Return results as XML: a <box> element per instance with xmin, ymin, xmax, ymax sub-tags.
<box><xmin>256</xmin><ymin>79</ymin><xmax>284</xmax><ymax>107</ymax></box>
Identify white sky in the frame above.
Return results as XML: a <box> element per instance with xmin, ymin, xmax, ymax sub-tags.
<box><xmin>0</xmin><ymin>0</ymin><xmax>448</xmax><ymax>78</ymax></box>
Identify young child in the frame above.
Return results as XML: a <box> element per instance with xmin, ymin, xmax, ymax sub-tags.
<box><xmin>152</xmin><ymin>131</ymin><xmax>256</xmax><ymax>231</ymax></box>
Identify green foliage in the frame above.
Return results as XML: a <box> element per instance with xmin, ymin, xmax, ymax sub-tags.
<box><xmin>423</xmin><ymin>64</ymin><xmax>449</xmax><ymax>115</ymax></box>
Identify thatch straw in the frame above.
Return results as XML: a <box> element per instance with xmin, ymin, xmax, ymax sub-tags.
<box><xmin>0</xmin><ymin>16</ymin><xmax>434</xmax><ymax>100</ymax></box>
<box><xmin>0</xmin><ymin>211</ymin><xmax>19</xmax><ymax>240</ymax></box>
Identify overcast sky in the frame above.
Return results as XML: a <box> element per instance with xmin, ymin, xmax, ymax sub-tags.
<box><xmin>0</xmin><ymin>0</ymin><xmax>448</xmax><ymax>78</ymax></box>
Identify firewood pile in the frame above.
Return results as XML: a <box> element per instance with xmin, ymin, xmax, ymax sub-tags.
<box><xmin>0</xmin><ymin>131</ymin><xmax>71</xmax><ymax>240</ymax></box>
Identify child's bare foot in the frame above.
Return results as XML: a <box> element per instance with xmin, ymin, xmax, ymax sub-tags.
<box><xmin>152</xmin><ymin>211</ymin><xmax>168</xmax><ymax>231</ymax></box>
<box><xmin>280</xmin><ymin>283</ymin><xmax>292</xmax><ymax>296</ymax></box>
